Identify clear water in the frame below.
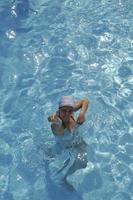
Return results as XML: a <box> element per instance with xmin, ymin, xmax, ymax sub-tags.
<box><xmin>0</xmin><ymin>0</ymin><xmax>133</xmax><ymax>200</ymax></box>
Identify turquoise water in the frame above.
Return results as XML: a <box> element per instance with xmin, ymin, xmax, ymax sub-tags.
<box><xmin>0</xmin><ymin>0</ymin><xmax>133</xmax><ymax>199</ymax></box>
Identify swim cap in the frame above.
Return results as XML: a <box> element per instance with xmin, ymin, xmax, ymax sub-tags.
<box><xmin>59</xmin><ymin>96</ymin><xmax>75</xmax><ymax>108</ymax></box>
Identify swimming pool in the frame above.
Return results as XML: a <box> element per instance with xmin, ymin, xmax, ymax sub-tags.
<box><xmin>0</xmin><ymin>0</ymin><xmax>133</xmax><ymax>199</ymax></box>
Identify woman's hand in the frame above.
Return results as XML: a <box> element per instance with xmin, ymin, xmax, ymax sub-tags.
<box><xmin>48</xmin><ymin>114</ymin><xmax>62</xmax><ymax>126</ymax></box>
<box><xmin>48</xmin><ymin>114</ymin><xmax>59</xmax><ymax>122</ymax></box>
<box><xmin>77</xmin><ymin>112</ymin><xmax>85</xmax><ymax>124</ymax></box>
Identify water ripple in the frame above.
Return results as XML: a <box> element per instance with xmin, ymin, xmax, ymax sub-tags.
<box><xmin>0</xmin><ymin>0</ymin><xmax>133</xmax><ymax>199</ymax></box>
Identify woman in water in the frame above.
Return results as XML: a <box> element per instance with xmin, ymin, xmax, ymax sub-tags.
<box><xmin>48</xmin><ymin>96</ymin><xmax>89</xmax><ymax>189</ymax></box>
<box><xmin>48</xmin><ymin>96</ymin><xmax>89</xmax><ymax>136</ymax></box>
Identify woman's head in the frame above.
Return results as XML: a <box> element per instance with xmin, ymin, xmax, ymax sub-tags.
<box><xmin>58</xmin><ymin>96</ymin><xmax>75</xmax><ymax>122</ymax></box>
<box><xmin>59</xmin><ymin>96</ymin><xmax>75</xmax><ymax>109</ymax></box>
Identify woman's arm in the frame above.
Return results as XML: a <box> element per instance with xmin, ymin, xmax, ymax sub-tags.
<box><xmin>74</xmin><ymin>99</ymin><xmax>89</xmax><ymax>124</ymax></box>
<box><xmin>48</xmin><ymin>114</ymin><xmax>64</xmax><ymax>135</ymax></box>
<box><xmin>51</xmin><ymin>123</ymin><xmax>64</xmax><ymax>135</ymax></box>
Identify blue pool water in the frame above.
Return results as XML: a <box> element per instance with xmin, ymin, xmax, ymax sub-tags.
<box><xmin>0</xmin><ymin>0</ymin><xmax>133</xmax><ymax>199</ymax></box>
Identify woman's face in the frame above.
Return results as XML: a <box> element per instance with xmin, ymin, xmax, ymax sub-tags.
<box><xmin>59</xmin><ymin>106</ymin><xmax>73</xmax><ymax>122</ymax></box>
